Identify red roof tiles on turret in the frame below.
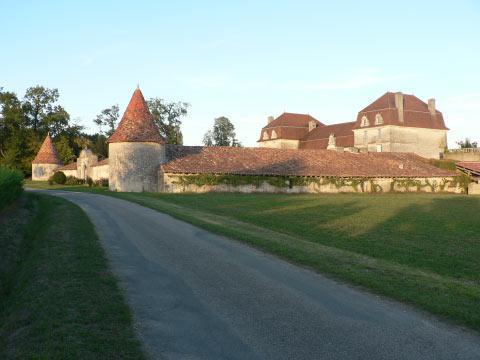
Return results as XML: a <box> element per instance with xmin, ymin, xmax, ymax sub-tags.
<box><xmin>32</xmin><ymin>134</ymin><xmax>63</xmax><ymax>165</ymax></box>
<box><xmin>108</xmin><ymin>88</ymin><xmax>164</xmax><ymax>144</ymax></box>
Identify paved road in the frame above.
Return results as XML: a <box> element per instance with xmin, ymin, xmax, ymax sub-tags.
<box><xmin>31</xmin><ymin>190</ymin><xmax>480</xmax><ymax>359</ymax></box>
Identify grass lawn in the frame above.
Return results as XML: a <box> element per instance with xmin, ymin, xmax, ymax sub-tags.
<box><xmin>25</xmin><ymin>180</ymin><xmax>480</xmax><ymax>332</ymax></box>
<box><xmin>0</xmin><ymin>192</ymin><xmax>145</xmax><ymax>359</ymax></box>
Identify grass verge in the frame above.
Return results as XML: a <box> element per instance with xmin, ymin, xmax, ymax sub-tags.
<box><xmin>25</xmin><ymin>181</ymin><xmax>480</xmax><ymax>332</ymax></box>
<box><xmin>0</xmin><ymin>193</ymin><xmax>145</xmax><ymax>359</ymax></box>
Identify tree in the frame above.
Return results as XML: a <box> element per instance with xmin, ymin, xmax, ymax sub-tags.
<box><xmin>94</xmin><ymin>105</ymin><xmax>119</xmax><ymax>137</ymax></box>
<box><xmin>23</xmin><ymin>86</ymin><xmax>59</xmax><ymax>132</ymax></box>
<box><xmin>202</xmin><ymin>116</ymin><xmax>241</xmax><ymax>147</ymax></box>
<box><xmin>147</xmin><ymin>98</ymin><xmax>189</xmax><ymax>145</ymax></box>
<box><xmin>55</xmin><ymin>135</ymin><xmax>75</xmax><ymax>164</ymax></box>
<box><xmin>456</xmin><ymin>138</ymin><xmax>478</xmax><ymax>149</ymax></box>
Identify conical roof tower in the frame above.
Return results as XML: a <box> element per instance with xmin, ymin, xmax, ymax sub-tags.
<box><xmin>32</xmin><ymin>134</ymin><xmax>63</xmax><ymax>165</ymax></box>
<box><xmin>108</xmin><ymin>88</ymin><xmax>164</xmax><ymax>144</ymax></box>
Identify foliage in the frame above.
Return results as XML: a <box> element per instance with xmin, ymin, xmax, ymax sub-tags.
<box><xmin>94</xmin><ymin>105</ymin><xmax>119</xmax><ymax>137</ymax></box>
<box><xmin>94</xmin><ymin>178</ymin><xmax>109</xmax><ymax>187</ymax></box>
<box><xmin>65</xmin><ymin>176</ymin><xmax>85</xmax><ymax>185</ymax></box>
<box><xmin>147</xmin><ymin>98</ymin><xmax>189</xmax><ymax>145</ymax></box>
<box><xmin>86</xmin><ymin>176</ymin><xmax>94</xmax><ymax>187</ymax></box>
<box><xmin>55</xmin><ymin>135</ymin><xmax>75</xmax><ymax>164</ymax></box>
<box><xmin>50</xmin><ymin>171</ymin><xmax>67</xmax><ymax>185</ymax></box>
<box><xmin>203</xmin><ymin>116</ymin><xmax>241</xmax><ymax>147</ymax></box>
<box><xmin>428</xmin><ymin>159</ymin><xmax>457</xmax><ymax>171</ymax></box>
<box><xmin>456</xmin><ymin>137</ymin><xmax>478</xmax><ymax>148</ymax></box>
<box><xmin>0</xmin><ymin>167</ymin><xmax>23</xmax><ymax>210</ymax></box>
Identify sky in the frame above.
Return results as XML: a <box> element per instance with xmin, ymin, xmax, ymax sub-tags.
<box><xmin>1</xmin><ymin>0</ymin><xmax>479</xmax><ymax>147</ymax></box>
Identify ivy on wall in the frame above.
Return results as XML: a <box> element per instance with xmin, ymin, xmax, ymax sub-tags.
<box><xmin>170</xmin><ymin>173</ymin><xmax>471</xmax><ymax>193</ymax></box>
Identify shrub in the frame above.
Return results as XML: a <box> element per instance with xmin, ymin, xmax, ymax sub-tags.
<box><xmin>428</xmin><ymin>159</ymin><xmax>457</xmax><ymax>171</ymax></box>
<box><xmin>94</xmin><ymin>178</ymin><xmax>109</xmax><ymax>187</ymax></box>
<box><xmin>0</xmin><ymin>167</ymin><xmax>24</xmax><ymax>210</ymax></box>
<box><xmin>65</xmin><ymin>176</ymin><xmax>85</xmax><ymax>185</ymax></box>
<box><xmin>86</xmin><ymin>177</ymin><xmax>93</xmax><ymax>187</ymax></box>
<box><xmin>50</xmin><ymin>171</ymin><xmax>67</xmax><ymax>185</ymax></box>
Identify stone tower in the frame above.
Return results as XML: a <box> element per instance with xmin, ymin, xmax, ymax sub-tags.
<box><xmin>32</xmin><ymin>133</ymin><xmax>63</xmax><ymax>180</ymax></box>
<box><xmin>108</xmin><ymin>87</ymin><xmax>165</xmax><ymax>192</ymax></box>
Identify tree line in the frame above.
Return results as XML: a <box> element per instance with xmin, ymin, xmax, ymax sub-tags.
<box><xmin>0</xmin><ymin>85</ymin><xmax>242</xmax><ymax>176</ymax></box>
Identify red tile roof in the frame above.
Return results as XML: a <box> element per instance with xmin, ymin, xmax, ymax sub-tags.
<box><xmin>91</xmin><ymin>159</ymin><xmax>109</xmax><ymax>167</ymax></box>
<box><xmin>57</xmin><ymin>162</ymin><xmax>77</xmax><ymax>171</ymax></box>
<box><xmin>108</xmin><ymin>88</ymin><xmax>164</xmax><ymax>144</ymax></box>
<box><xmin>456</xmin><ymin>162</ymin><xmax>480</xmax><ymax>176</ymax></box>
<box><xmin>355</xmin><ymin>92</ymin><xmax>448</xmax><ymax>130</ymax></box>
<box><xmin>162</xmin><ymin>146</ymin><xmax>454</xmax><ymax>178</ymax></box>
<box><xmin>300</xmin><ymin>122</ymin><xmax>355</xmax><ymax>149</ymax></box>
<box><xmin>258</xmin><ymin>113</ymin><xmax>323</xmax><ymax>142</ymax></box>
<box><xmin>32</xmin><ymin>134</ymin><xmax>63</xmax><ymax>165</ymax></box>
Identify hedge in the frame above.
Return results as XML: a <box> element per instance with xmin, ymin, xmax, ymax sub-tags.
<box><xmin>0</xmin><ymin>167</ymin><xmax>24</xmax><ymax>210</ymax></box>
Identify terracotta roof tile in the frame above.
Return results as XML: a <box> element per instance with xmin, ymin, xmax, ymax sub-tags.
<box><xmin>300</xmin><ymin>122</ymin><xmax>355</xmax><ymax>149</ymax></box>
<box><xmin>91</xmin><ymin>159</ymin><xmax>109</xmax><ymax>167</ymax></box>
<box><xmin>57</xmin><ymin>162</ymin><xmax>77</xmax><ymax>171</ymax></box>
<box><xmin>162</xmin><ymin>146</ymin><xmax>454</xmax><ymax>178</ymax></box>
<box><xmin>258</xmin><ymin>113</ymin><xmax>323</xmax><ymax>142</ymax></box>
<box><xmin>108</xmin><ymin>88</ymin><xmax>164</xmax><ymax>144</ymax></box>
<box><xmin>355</xmin><ymin>92</ymin><xmax>448</xmax><ymax>130</ymax></box>
<box><xmin>32</xmin><ymin>134</ymin><xmax>63</xmax><ymax>165</ymax></box>
<box><xmin>456</xmin><ymin>162</ymin><xmax>480</xmax><ymax>175</ymax></box>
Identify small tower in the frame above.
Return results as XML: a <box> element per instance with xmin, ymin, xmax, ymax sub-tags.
<box><xmin>108</xmin><ymin>87</ymin><xmax>165</xmax><ymax>192</ymax></box>
<box><xmin>31</xmin><ymin>133</ymin><xmax>63</xmax><ymax>180</ymax></box>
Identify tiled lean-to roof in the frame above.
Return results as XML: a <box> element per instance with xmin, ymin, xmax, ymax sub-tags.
<box><xmin>258</xmin><ymin>113</ymin><xmax>323</xmax><ymax>142</ymax></box>
<box><xmin>162</xmin><ymin>146</ymin><xmax>455</xmax><ymax>178</ymax></box>
<box><xmin>57</xmin><ymin>162</ymin><xmax>77</xmax><ymax>171</ymax></box>
<box><xmin>108</xmin><ymin>87</ymin><xmax>164</xmax><ymax>144</ymax></box>
<box><xmin>32</xmin><ymin>134</ymin><xmax>63</xmax><ymax>165</ymax></box>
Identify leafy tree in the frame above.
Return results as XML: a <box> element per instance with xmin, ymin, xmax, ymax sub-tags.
<box><xmin>202</xmin><ymin>116</ymin><xmax>241</xmax><ymax>147</ymax></box>
<box><xmin>55</xmin><ymin>135</ymin><xmax>75</xmax><ymax>164</ymax></box>
<box><xmin>456</xmin><ymin>138</ymin><xmax>478</xmax><ymax>148</ymax></box>
<box><xmin>23</xmin><ymin>86</ymin><xmax>59</xmax><ymax>132</ymax></box>
<box><xmin>94</xmin><ymin>105</ymin><xmax>119</xmax><ymax>137</ymax></box>
<box><xmin>147</xmin><ymin>98</ymin><xmax>189</xmax><ymax>145</ymax></box>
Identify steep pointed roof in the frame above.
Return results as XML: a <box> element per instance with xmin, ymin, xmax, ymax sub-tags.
<box><xmin>108</xmin><ymin>88</ymin><xmax>164</xmax><ymax>144</ymax></box>
<box><xmin>32</xmin><ymin>134</ymin><xmax>63</xmax><ymax>165</ymax></box>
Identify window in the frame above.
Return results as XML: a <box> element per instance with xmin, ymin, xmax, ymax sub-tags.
<box><xmin>271</xmin><ymin>130</ymin><xmax>277</xmax><ymax>139</ymax></box>
<box><xmin>364</xmin><ymin>130</ymin><xmax>368</xmax><ymax>144</ymax></box>
<box><xmin>361</xmin><ymin>116</ymin><xmax>369</xmax><ymax>127</ymax></box>
<box><xmin>375</xmin><ymin>113</ymin><xmax>383</xmax><ymax>125</ymax></box>
<box><xmin>263</xmin><ymin>131</ymin><xmax>269</xmax><ymax>140</ymax></box>
<box><xmin>377</xmin><ymin>128</ymin><xmax>382</xmax><ymax>138</ymax></box>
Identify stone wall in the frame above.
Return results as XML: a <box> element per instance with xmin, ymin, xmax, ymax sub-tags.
<box><xmin>91</xmin><ymin>164</ymin><xmax>109</xmax><ymax>181</ymax></box>
<box><xmin>61</xmin><ymin>169</ymin><xmax>77</xmax><ymax>178</ymax></box>
<box><xmin>32</xmin><ymin>163</ymin><xmax>61</xmax><ymax>181</ymax></box>
<box><xmin>468</xmin><ymin>182</ymin><xmax>480</xmax><ymax>195</ymax></box>
<box><xmin>353</xmin><ymin>125</ymin><xmax>447</xmax><ymax>159</ymax></box>
<box><xmin>257</xmin><ymin>139</ymin><xmax>300</xmax><ymax>149</ymax></box>
<box><xmin>109</xmin><ymin>142</ymin><xmax>165</xmax><ymax>192</ymax></box>
<box><xmin>445</xmin><ymin>151</ymin><xmax>480</xmax><ymax>162</ymax></box>
<box><xmin>160</xmin><ymin>173</ymin><xmax>462</xmax><ymax>194</ymax></box>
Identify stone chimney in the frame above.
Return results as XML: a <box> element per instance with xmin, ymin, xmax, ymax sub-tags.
<box><xmin>267</xmin><ymin>116</ymin><xmax>274</xmax><ymax>124</ymax></box>
<box><xmin>394</xmin><ymin>92</ymin><xmax>404</xmax><ymax>123</ymax></box>
<box><xmin>308</xmin><ymin>120</ymin><xmax>317</xmax><ymax>132</ymax></box>
<box><xmin>428</xmin><ymin>98</ymin><xmax>436</xmax><ymax>116</ymax></box>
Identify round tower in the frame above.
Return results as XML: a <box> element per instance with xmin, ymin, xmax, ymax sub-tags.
<box><xmin>107</xmin><ymin>87</ymin><xmax>165</xmax><ymax>192</ymax></box>
<box><xmin>31</xmin><ymin>133</ymin><xmax>63</xmax><ymax>181</ymax></box>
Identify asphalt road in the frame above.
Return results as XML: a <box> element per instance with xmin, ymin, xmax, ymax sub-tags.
<box><xmin>31</xmin><ymin>190</ymin><xmax>480</xmax><ymax>360</ymax></box>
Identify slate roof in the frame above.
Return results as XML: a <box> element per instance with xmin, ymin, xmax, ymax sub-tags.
<box><xmin>355</xmin><ymin>92</ymin><xmax>448</xmax><ymax>130</ymax></box>
<box><xmin>258</xmin><ymin>113</ymin><xmax>323</xmax><ymax>142</ymax></box>
<box><xmin>162</xmin><ymin>146</ymin><xmax>455</xmax><ymax>178</ymax></box>
<box><xmin>108</xmin><ymin>88</ymin><xmax>164</xmax><ymax>144</ymax></box>
<box><xmin>32</xmin><ymin>134</ymin><xmax>63</xmax><ymax>165</ymax></box>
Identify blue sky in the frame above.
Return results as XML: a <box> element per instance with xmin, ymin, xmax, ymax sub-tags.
<box><xmin>2</xmin><ymin>0</ymin><xmax>479</xmax><ymax>147</ymax></box>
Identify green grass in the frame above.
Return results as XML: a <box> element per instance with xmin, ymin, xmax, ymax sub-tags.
<box><xmin>0</xmin><ymin>193</ymin><xmax>145</xmax><ymax>359</ymax></box>
<box><xmin>25</xmin><ymin>180</ymin><xmax>480</xmax><ymax>332</ymax></box>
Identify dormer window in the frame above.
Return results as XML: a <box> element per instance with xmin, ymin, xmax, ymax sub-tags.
<box><xmin>361</xmin><ymin>116</ymin><xmax>369</xmax><ymax>127</ymax></box>
<box><xmin>263</xmin><ymin>131</ymin><xmax>270</xmax><ymax>140</ymax></box>
<box><xmin>271</xmin><ymin>130</ymin><xmax>277</xmax><ymax>139</ymax></box>
<box><xmin>375</xmin><ymin>113</ymin><xmax>384</xmax><ymax>125</ymax></box>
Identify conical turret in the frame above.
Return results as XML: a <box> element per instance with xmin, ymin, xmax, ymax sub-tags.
<box><xmin>31</xmin><ymin>134</ymin><xmax>63</xmax><ymax>181</ymax></box>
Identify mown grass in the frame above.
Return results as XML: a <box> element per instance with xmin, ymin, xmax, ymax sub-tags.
<box><xmin>0</xmin><ymin>193</ymin><xmax>145</xmax><ymax>359</ymax></box>
<box><xmin>25</xmin><ymin>180</ymin><xmax>480</xmax><ymax>332</ymax></box>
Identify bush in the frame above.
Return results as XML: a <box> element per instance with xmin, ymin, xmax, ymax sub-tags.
<box><xmin>50</xmin><ymin>171</ymin><xmax>67</xmax><ymax>185</ymax></box>
<box><xmin>65</xmin><ymin>176</ymin><xmax>85</xmax><ymax>185</ymax></box>
<box><xmin>86</xmin><ymin>177</ymin><xmax>93</xmax><ymax>187</ymax></box>
<box><xmin>0</xmin><ymin>167</ymin><xmax>24</xmax><ymax>210</ymax></box>
<box><xmin>429</xmin><ymin>159</ymin><xmax>457</xmax><ymax>171</ymax></box>
<box><xmin>94</xmin><ymin>178</ymin><xmax>109</xmax><ymax>187</ymax></box>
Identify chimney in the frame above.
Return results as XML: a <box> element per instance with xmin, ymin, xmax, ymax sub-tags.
<box><xmin>394</xmin><ymin>92</ymin><xmax>404</xmax><ymax>123</ymax></box>
<box><xmin>308</xmin><ymin>120</ymin><xmax>317</xmax><ymax>132</ymax></box>
<box><xmin>267</xmin><ymin>116</ymin><xmax>274</xmax><ymax>124</ymax></box>
<box><xmin>428</xmin><ymin>98</ymin><xmax>436</xmax><ymax>116</ymax></box>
